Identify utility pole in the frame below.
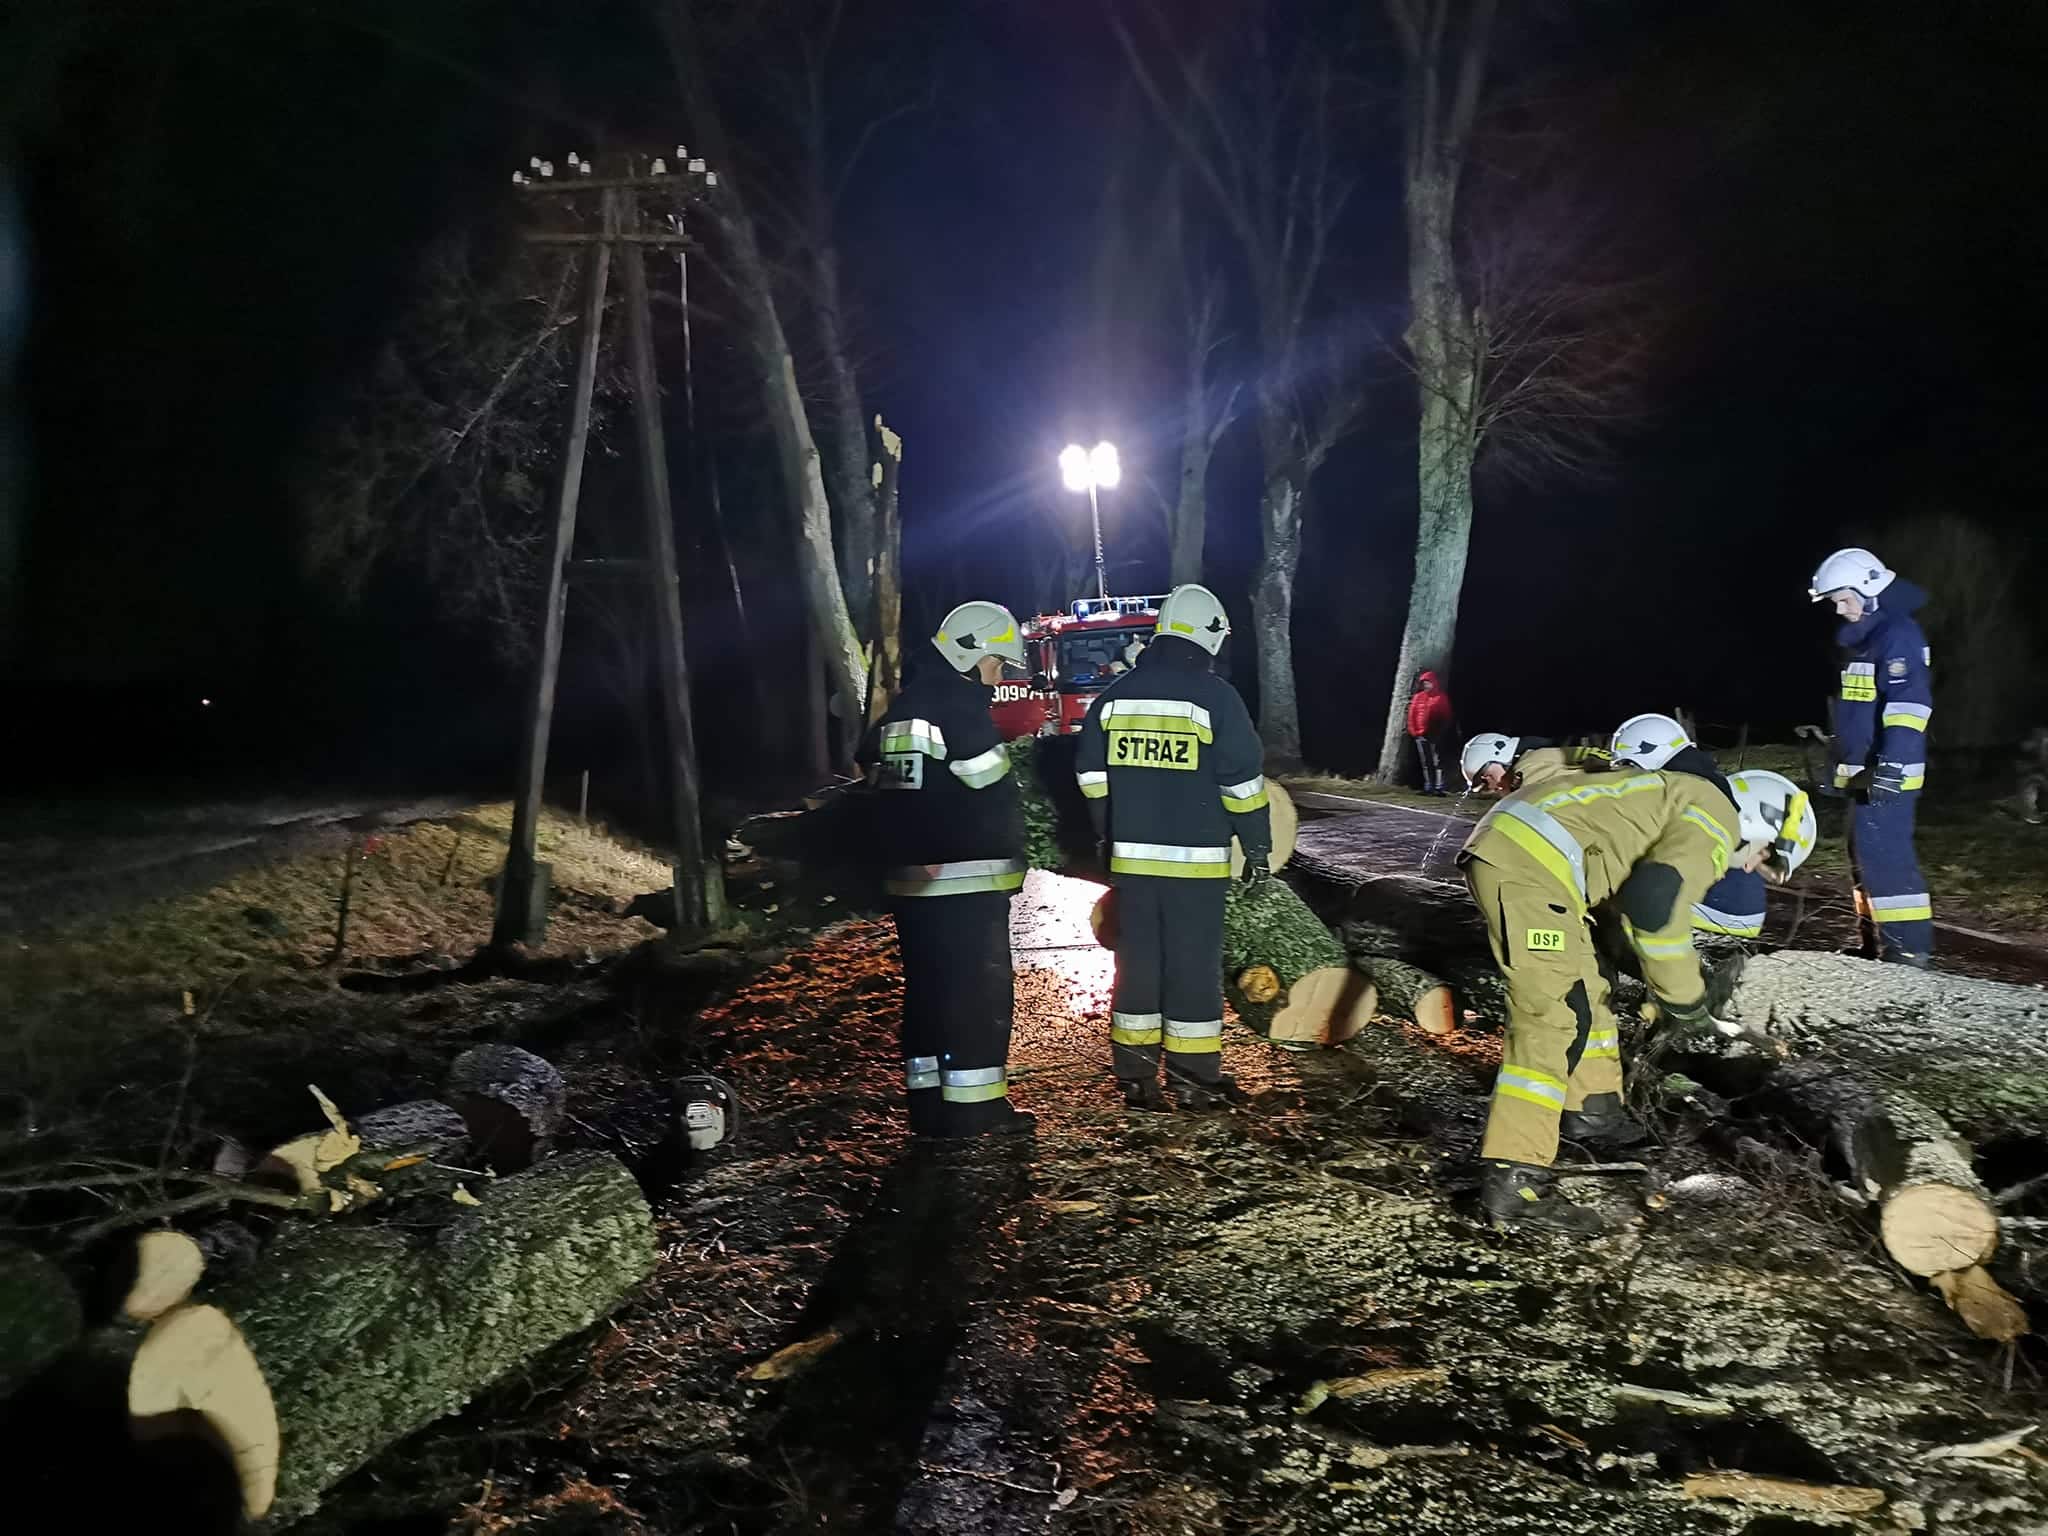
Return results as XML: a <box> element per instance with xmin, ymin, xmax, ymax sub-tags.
<box><xmin>493</xmin><ymin>148</ymin><xmax>726</xmax><ymax>949</ymax></box>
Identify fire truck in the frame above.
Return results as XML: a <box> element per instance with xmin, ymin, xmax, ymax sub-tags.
<box><xmin>990</xmin><ymin>594</ymin><xmax>1167</xmax><ymax>741</ymax></box>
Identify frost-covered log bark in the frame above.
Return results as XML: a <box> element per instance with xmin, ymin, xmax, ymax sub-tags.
<box><xmin>1719</xmin><ymin>951</ymin><xmax>2048</xmax><ymax>1140</ymax></box>
<box><xmin>192</xmin><ymin>1150</ymin><xmax>654</xmax><ymax>1527</ymax></box>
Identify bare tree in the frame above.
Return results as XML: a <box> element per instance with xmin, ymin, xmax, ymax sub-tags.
<box><xmin>658</xmin><ymin>0</ymin><xmax>868</xmax><ymax>734</ymax></box>
<box><xmin>1115</xmin><ymin>3</ymin><xmax>1366</xmax><ymax>761</ymax></box>
<box><xmin>297</xmin><ymin>235</ymin><xmax>613</xmax><ymax>653</ymax></box>
<box><xmin>1372</xmin><ymin>2</ymin><xmax>1655</xmax><ymax>778</ymax></box>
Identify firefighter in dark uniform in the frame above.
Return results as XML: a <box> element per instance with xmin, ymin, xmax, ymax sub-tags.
<box><xmin>1810</xmin><ymin>548</ymin><xmax>1936</xmax><ymax>966</ymax></box>
<box><xmin>861</xmin><ymin>600</ymin><xmax>1034</xmax><ymax>1137</ymax></box>
<box><xmin>1074</xmin><ymin>584</ymin><xmax>1272</xmax><ymax>1110</ymax></box>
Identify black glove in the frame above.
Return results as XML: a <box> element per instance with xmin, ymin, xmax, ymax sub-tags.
<box><xmin>1869</xmin><ymin>761</ymin><xmax>1909</xmax><ymax>802</ymax></box>
<box><xmin>1240</xmin><ymin>856</ymin><xmax>1273</xmax><ymax>887</ymax></box>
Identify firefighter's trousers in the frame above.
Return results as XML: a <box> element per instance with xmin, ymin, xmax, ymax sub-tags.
<box><xmin>1850</xmin><ymin>791</ymin><xmax>1932</xmax><ymax>962</ymax></box>
<box><xmin>1109</xmin><ymin>874</ymin><xmax>1227</xmax><ymax>1086</ymax></box>
<box><xmin>1413</xmin><ymin>734</ymin><xmax>1445</xmax><ymax>792</ymax></box>
<box><xmin>1464</xmin><ymin>852</ymin><xmax>1623</xmax><ymax>1168</ymax></box>
<box><xmin>892</xmin><ymin>890</ymin><xmax>1016</xmax><ymax>1135</ymax></box>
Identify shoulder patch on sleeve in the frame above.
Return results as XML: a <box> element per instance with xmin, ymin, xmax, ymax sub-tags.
<box><xmin>1888</xmin><ymin>658</ymin><xmax>1908</xmax><ymax>678</ymax></box>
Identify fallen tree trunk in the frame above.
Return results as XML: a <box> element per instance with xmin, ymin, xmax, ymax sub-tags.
<box><xmin>1222</xmin><ymin>879</ymin><xmax>1376</xmax><ymax>1048</ymax></box>
<box><xmin>1718</xmin><ymin>951</ymin><xmax>2048</xmax><ymax>1141</ymax></box>
<box><xmin>1761</xmin><ymin>1062</ymin><xmax>1999</xmax><ymax>1278</ymax></box>
<box><xmin>136</xmin><ymin>1149</ymin><xmax>655</xmax><ymax>1527</ymax></box>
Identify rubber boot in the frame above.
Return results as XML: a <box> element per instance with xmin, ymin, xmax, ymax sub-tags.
<box><xmin>1479</xmin><ymin>1160</ymin><xmax>1612</xmax><ymax>1236</ymax></box>
<box><xmin>941</xmin><ymin>1096</ymin><xmax>1037</xmax><ymax>1139</ymax></box>
<box><xmin>1165</xmin><ymin>1066</ymin><xmax>1241</xmax><ymax>1110</ymax></box>
<box><xmin>1558</xmin><ymin>1092</ymin><xmax>1649</xmax><ymax>1151</ymax></box>
<box><xmin>1121</xmin><ymin>1077</ymin><xmax>1173</xmax><ymax>1114</ymax></box>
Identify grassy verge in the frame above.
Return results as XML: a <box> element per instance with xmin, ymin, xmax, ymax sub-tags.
<box><xmin>0</xmin><ymin>805</ymin><xmax>676</xmax><ymax>1146</ymax></box>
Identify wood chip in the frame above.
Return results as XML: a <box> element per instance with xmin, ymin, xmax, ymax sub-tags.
<box><xmin>1923</xmin><ymin>1423</ymin><xmax>2036</xmax><ymax>1462</ymax></box>
<box><xmin>746</xmin><ymin>1326</ymin><xmax>845</xmax><ymax>1381</ymax></box>
<box><xmin>1297</xmin><ymin>1367</ymin><xmax>1446</xmax><ymax>1415</ymax></box>
<box><xmin>1680</xmin><ymin>1472</ymin><xmax>1885</xmax><ymax>1514</ymax></box>
<box><xmin>381</xmin><ymin>1154</ymin><xmax>427</xmax><ymax>1172</ymax></box>
<box><xmin>1613</xmin><ymin>1384</ymin><xmax>1736</xmax><ymax>1418</ymax></box>
<box><xmin>450</xmin><ymin>1184</ymin><xmax>482</xmax><ymax>1207</ymax></box>
<box><xmin>1044</xmin><ymin>1199</ymin><xmax>1103</xmax><ymax>1216</ymax></box>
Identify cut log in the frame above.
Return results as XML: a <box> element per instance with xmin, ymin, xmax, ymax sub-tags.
<box><xmin>1</xmin><ymin>1243</ymin><xmax>82</xmax><ymax>1403</ymax></box>
<box><xmin>155</xmin><ymin>1149</ymin><xmax>654</xmax><ymax>1527</ymax></box>
<box><xmin>1223</xmin><ymin>879</ymin><xmax>1376</xmax><ymax>1048</ymax></box>
<box><xmin>1763</xmin><ymin>1062</ymin><xmax>1999</xmax><ymax>1278</ymax></box>
<box><xmin>1356</xmin><ymin>956</ymin><xmax>1456</xmax><ymax>1035</ymax></box>
<box><xmin>117</xmin><ymin>1230</ymin><xmax>205</xmax><ymax>1324</ymax></box>
<box><xmin>445</xmin><ymin>1044</ymin><xmax>566</xmax><ymax>1172</ymax></box>
<box><xmin>1718</xmin><ymin>950</ymin><xmax>2048</xmax><ymax>1141</ymax></box>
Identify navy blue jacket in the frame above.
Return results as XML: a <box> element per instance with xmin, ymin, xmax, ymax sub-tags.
<box><xmin>1831</xmin><ymin>578</ymin><xmax>1933</xmax><ymax>789</ymax></box>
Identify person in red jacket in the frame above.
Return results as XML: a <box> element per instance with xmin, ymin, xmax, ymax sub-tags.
<box><xmin>1405</xmin><ymin>670</ymin><xmax>1456</xmax><ymax>795</ymax></box>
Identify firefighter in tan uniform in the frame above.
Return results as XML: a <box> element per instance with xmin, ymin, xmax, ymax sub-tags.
<box><xmin>1460</xmin><ymin>766</ymin><xmax>1815</xmax><ymax>1232</ymax></box>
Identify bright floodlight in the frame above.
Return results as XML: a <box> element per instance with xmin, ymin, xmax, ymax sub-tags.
<box><xmin>1088</xmin><ymin>440</ymin><xmax>1121</xmax><ymax>489</ymax></box>
<box><xmin>1058</xmin><ymin>443</ymin><xmax>1092</xmax><ymax>492</ymax></box>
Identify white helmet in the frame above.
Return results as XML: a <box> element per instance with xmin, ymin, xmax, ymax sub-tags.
<box><xmin>1460</xmin><ymin>732</ymin><xmax>1520</xmax><ymax>785</ymax></box>
<box><xmin>1809</xmin><ymin>547</ymin><xmax>1895</xmax><ymax>603</ymax></box>
<box><xmin>932</xmin><ymin>600</ymin><xmax>1026</xmax><ymax>672</ymax></box>
<box><xmin>1155</xmin><ymin>583</ymin><xmax>1231</xmax><ymax>656</ymax></box>
<box><xmin>1730</xmin><ymin>769</ymin><xmax>1817</xmax><ymax>877</ymax></box>
<box><xmin>1611</xmin><ymin>713</ymin><xmax>1692</xmax><ymax>771</ymax></box>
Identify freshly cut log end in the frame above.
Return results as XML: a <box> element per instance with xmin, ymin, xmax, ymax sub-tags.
<box><xmin>119</xmin><ymin>1230</ymin><xmax>206</xmax><ymax>1324</ymax></box>
<box><xmin>1221</xmin><ymin>878</ymin><xmax>1352</xmax><ymax>1043</ymax></box>
<box><xmin>1264</xmin><ymin>967</ymin><xmax>1378</xmax><ymax>1048</ymax></box>
<box><xmin>1090</xmin><ymin>889</ymin><xmax>1117</xmax><ymax>949</ymax></box>
<box><xmin>1358</xmin><ymin>956</ymin><xmax>1456</xmax><ymax>1036</ymax></box>
<box><xmin>445</xmin><ymin>1044</ymin><xmax>567</xmax><ymax>1172</ymax></box>
<box><xmin>127</xmin><ymin>1302</ymin><xmax>280</xmax><ymax>1519</ymax></box>
<box><xmin>0</xmin><ymin>1242</ymin><xmax>83</xmax><ymax>1402</ymax></box>
<box><xmin>1881</xmin><ymin>1185</ymin><xmax>2000</xmax><ymax>1278</ymax></box>
<box><xmin>1228</xmin><ymin>782</ymin><xmax>1298</xmax><ymax>877</ymax></box>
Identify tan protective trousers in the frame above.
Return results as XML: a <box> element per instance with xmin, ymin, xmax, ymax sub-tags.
<box><xmin>1464</xmin><ymin>851</ymin><xmax>1624</xmax><ymax>1167</ymax></box>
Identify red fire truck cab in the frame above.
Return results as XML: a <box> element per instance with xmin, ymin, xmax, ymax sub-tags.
<box><xmin>990</xmin><ymin>594</ymin><xmax>1167</xmax><ymax>741</ymax></box>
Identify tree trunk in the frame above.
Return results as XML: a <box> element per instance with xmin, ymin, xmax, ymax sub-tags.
<box><xmin>164</xmin><ymin>1150</ymin><xmax>654</xmax><ymax>1527</ymax></box>
<box><xmin>665</xmin><ymin>0</ymin><xmax>867</xmax><ymax>733</ymax></box>
<box><xmin>1378</xmin><ymin>166</ymin><xmax>1479</xmax><ymax>780</ymax></box>
<box><xmin>866</xmin><ymin>416</ymin><xmax>904</xmax><ymax>724</ymax></box>
<box><xmin>1170</xmin><ymin>415</ymin><xmax>1210</xmax><ymax>589</ymax></box>
<box><xmin>812</xmin><ymin>240</ymin><xmax>878</xmax><ymax>636</ymax></box>
<box><xmin>1250</xmin><ymin>455</ymin><xmax>1304</xmax><ymax>761</ymax></box>
<box><xmin>1356</xmin><ymin>955</ymin><xmax>1456</xmax><ymax>1035</ymax></box>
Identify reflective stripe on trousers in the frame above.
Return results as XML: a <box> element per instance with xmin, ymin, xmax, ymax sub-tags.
<box><xmin>886</xmin><ymin>857</ymin><xmax>1028</xmax><ymax>896</ymax></box>
<box><xmin>904</xmin><ymin>1055</ymin><xmax>941</xmax><ymax>1091</ymax></box>
<box><xmin>940</xmin><ymin>1065</ymin><xmax>1008</xmax><ymax>1103</ymax></box>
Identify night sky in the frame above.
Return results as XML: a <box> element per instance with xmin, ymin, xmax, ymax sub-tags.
<box><xmin>6</xmin><ymin>0</ymin><xmax>2046</xmax><ymax>792</ymax></box>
